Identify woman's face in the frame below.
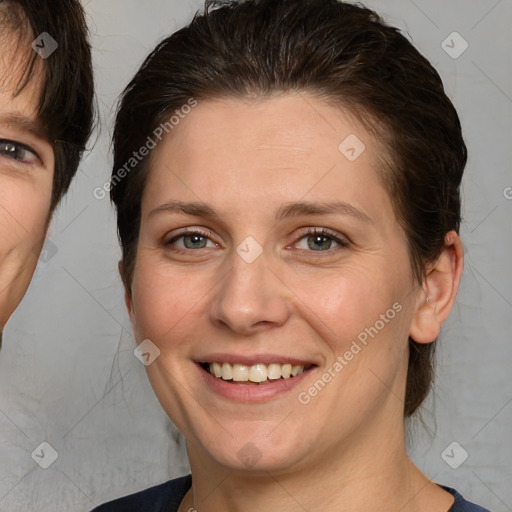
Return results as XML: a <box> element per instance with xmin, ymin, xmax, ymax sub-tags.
<box><xmin>0</xmin><ymin>33</ymin><xmax>54</xmax><ymax>329</ymax></box>
<box><xmin>128</xmin><ymin>93</ymin><xmax>424</xmax><ymax>473</ymax></box>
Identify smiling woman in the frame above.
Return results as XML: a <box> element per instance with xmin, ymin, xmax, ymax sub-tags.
<box><xmin>92</xmin><ymin>1</ymin><xmax>491</xmax><ymax>511</ymax></box>
<box><xmin>0</xmin><ymin>0</ymin><xmax>94</xmax><ymax>344</ymax></box>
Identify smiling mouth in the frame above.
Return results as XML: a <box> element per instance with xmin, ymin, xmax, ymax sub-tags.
<box><xmin>199</xmin><ymin>362</ymin><xmax>315</xmax><ymax>385</ymax></box>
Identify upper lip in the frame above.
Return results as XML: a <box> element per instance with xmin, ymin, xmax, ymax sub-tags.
<box><xmin>196</xmin><ymin>353</ymin><xmax>317</xmax><ymax>367</ymax></box>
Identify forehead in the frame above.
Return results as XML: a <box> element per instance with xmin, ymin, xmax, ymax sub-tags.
<box><xmin>0</xmin><ymin>9</ymin><xmax>44</xmax><ymax>127</ymax></box>
<box><xmin>148</xmin><ymin>94</ymin><xmax>381</xmax><ymax>188</ymax></box>
<box><xmin>143</xmin><ymin>94</ymin><xmax>396</xmax><ymax>232</ymax></box>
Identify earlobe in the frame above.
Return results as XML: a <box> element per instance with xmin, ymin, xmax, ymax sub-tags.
<box><xmin>409</xmin><ymin>230</ymin><xmax>464</xmax><ymax>344</ymax></box>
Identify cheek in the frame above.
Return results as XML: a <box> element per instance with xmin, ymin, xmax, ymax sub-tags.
<box><xmin>130</xmin><ymin>256</ymin><xmax>211</xmax><ymax>342</ymax></box>
<box><xmin>285</xmin><ymin>261</ymin><xmax>412</xmax><ymax>405</ymax></box>
<box><xmin>130</xmin><ymin>241</ymin><xmax>414</xmax><ymax>362</ymax></box>
<box><xmin>287</xmin><ymin>263</ymin><xmax>402</xmax><ymax>347</ymax></box>
<box><xmin>293</xmin><ymin>271</ymin><xmax>410</xmax><ymax>409</ymax></box>
<box><xmin>0</xmin><ymin>180</ymin><xmax>51</xmax><ymax>255</ymax></box>
<box><xmin>0</xmin><ymin>178</ymin><xmax>52</xmax><ymax>325</ymax></box>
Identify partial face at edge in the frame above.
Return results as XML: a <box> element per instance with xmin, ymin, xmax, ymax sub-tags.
<box><xmin>0</xmin><ymin>28</ymin><xmax>54</xmax><ymax>330</ymax></box>
<box><xmin>126</xmin><ymin>93</ymin><xmax>426</xmax><ymax>473</ymax></box>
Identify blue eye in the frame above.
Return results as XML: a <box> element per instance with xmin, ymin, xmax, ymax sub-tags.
<box><xmin>295</xmin><ymin>228</ymin><xmax>349</xmax><ymax>252</ymax></box>
<box><xmin>166</xmin><ymin>229</ymin><xmax>217</xmax><ymax>250</ymax></box>
<box><xmin>0</xmin><ymin>139</ymin><xmax>40</xmax><ymax>164</ymax></box>
<box><xmin>164</xmin><ymin>227</ymin><xmax>348</xmax><ymax>255</ymax></box>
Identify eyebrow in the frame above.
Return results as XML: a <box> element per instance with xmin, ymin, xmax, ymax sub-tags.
<box><xmin>149</xmin><ymin>199</ymin><xmax>372</xmax><ymax>224</ymax></box>
<box><xmin>0</xmin><ymin>113</ymin><xmax>48</xmax><ymax>141</ymax></box>
<box><xmin>275</xmin><ymin>200</ymin><xmax>372</xmax><ymax>223</ymax></box>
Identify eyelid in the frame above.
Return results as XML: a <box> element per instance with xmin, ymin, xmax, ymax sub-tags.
<box><xmin>164</xmin><ymin>226</ymin><xmax>349</xmax><ymax>254</ymax></box>
<box><xmin>0</xmin><ymin>138</ymin><xmax>41</xmax><ymax>164</ymax></box>
<box><xmin>294</xmin><ymin>227</ymin><xmax>350</xmax><ymax>246</ymax></box>
<box><xmin>300</xmin><ymin>226</ymin><xmax>345</xmax><ymax>237</ymax></box>
<box><xmin>165</xmin><ymin>227</ymin><xmax>217</xmax><ymax>245</ymax></box>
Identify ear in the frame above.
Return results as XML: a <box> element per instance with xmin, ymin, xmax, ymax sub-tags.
<box><xmin>409</xmin><ymin>231</ymin><xmax>464</xmax><ymax>344</ymax></box>
<box><xmin>119</xmin><ymin>260</ymin><xmax>136</xmax><ymax>330</ymax></box>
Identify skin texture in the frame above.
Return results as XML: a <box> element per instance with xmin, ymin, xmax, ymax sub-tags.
<box><xmin>125</xmin><ymin>93</ymin><xmax>463</xmax><ymax>512</ymax></box>
<box><xmin>0</xmin><ymin>33</ymin><xmax>54</xmax><ymax>332</ymax></box>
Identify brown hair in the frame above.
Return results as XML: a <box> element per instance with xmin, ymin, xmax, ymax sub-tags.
<box><xmin>0</xmin><ymin>0</ymin><xmax>95</xmax><ymax>211</ymax></box>
<box><xmin>110</xmin><ymin>0</ymin><xmax>467</xmax><ymax>417</ymax></box>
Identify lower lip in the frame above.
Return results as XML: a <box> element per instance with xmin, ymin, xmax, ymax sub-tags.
<box><xmin>196</xmin><ymin>363</ymin><xmax>316</xmax><ymax>403</ymax></box>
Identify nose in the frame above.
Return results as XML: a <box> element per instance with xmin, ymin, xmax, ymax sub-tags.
<box><xmin>209</xmin><ymin>249</ymin><xmax>291</xmax><ymax>335</ymax></box>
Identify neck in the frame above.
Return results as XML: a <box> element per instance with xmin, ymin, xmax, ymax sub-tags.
<box><xmin>180</xmin><ymin>414</ymin><xmax>451</xmax><ymax>512</ymax></box>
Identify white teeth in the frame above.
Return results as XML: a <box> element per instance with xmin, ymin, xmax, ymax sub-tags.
<box><xmin>212</xmin><ymin>362</ymin><xmax>222</xmax><ymax>378</ymax></box>
<box><xmin>221</xmin><ymin>362</ymin><xmax>233</xmax><ymax>380</ymax></box>
<box><xmin>232</xmin><ymin>364</ymin><xmax>249</xmax><ymax>381</ymax></box>
<box><xmin>249</xmin><ymin>364</ymin><xmax>267</xmax><ymax>382</ymax></box>
<box><xmin>281</xmin><ymin>363</ymin><xmax>292</xmax><ymax>379</ymax></box>
<box><xmin>267</xmin><ymin>363</ymin><xmax>282</xmax><ymax>380</ymax></box>
<box><xmin>206</xmin><ymin>362</ymin><xmax>308</xmax><ymax>383</ymax></box>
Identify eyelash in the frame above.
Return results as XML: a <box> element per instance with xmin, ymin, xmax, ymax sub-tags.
<box><xmin>0</xmin><ymin>139</ymin><xmax>40</xmax><ymax>165</ymax></box>
<box><xmin>165</xmin><ymin>227</ymin><xmax>349</xmax><ymax>255</ymax></box>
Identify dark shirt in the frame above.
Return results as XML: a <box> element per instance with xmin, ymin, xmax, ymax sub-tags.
<box><xmin>91</xmin><ymin>474</ymin><xmax>492</xmax><ymax>511</ymax></box>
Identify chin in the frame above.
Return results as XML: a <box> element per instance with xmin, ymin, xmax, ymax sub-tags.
<box><xmin>199</xmin><ymin>427</ymin><xmax>310</xmax><ymax>474</ymax></box>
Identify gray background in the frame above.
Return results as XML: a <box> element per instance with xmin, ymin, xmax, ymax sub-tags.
<box><xmin>0</xmin><ymin>0</ymin><xmax>511</xmax><ymax>510</ymax></box>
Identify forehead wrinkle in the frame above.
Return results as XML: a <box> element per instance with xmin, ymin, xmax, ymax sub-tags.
<box><xmin>255</xmin><ymin>143</ymin><xmax>310</xmax><ymax>152</ymax></box>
